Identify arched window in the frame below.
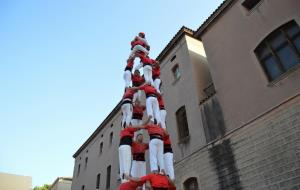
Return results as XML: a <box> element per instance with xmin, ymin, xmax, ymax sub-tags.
<box><xmin>172</xmin><ymin>64</ymin><xmax>181</xmax><ymax>81</ymax></box>
<box><xmin>96</xmin><ymin>173</ymin><xmax>101</xmax><ymax>189</ymax></box>
<box><xmin>84</xmin><ymin>157</ymin><xmax>88</xmax><ymax>169</ymax></box>
<box><xmin>106</xmin><ymin>165</ymin><xmax>111</xmax><ymax>190</ymax></box>
<box><xmin>109</xmin><ymin>132</ymin><xmax>113</xmax><ymax>145</ymax></box>
<box><xmin>176</xmin><ymin>106</ymin><xmax>190</xmax><ymax>142</ymax></box>
<box><xmin>99</xmin><ymin>142</ymin><xmax>103</xmax><ymax>155</ymax></box>
<box><xmin>77</xmin><ymin>164</ymin><xmax>81</xmax><ymax>177</ymax></box>
<box><xmin>255</xmin><ymin>20</ymin><xmax>300</xmax><ymax>81</ymax></box>
<box><xmin>184</xmin><ymin>177</ymin><xmax>199</xmax><ymax>190</ymax></box>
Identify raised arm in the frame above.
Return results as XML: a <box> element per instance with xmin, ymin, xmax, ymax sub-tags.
<box><xmin>153</xmin><ymin>60</ymin><xmax>159</xmax><ymax>67</ymax></box>
<box><xmin>135</xmin><ymin>36</ymin><xmax>149</xmax><ymax>46</ymax></box>
<box><xmin>163</xmin><ymin>128</ymin><xmax>169</xmax><ymax>136</ymax></box>
<box><xmin>130</xmin><ymin>82</ymin><xmax>147</xmax><ymax>91</ymax></box>
<box><xmin>124</xmin><ymin>174</ymin><xmax>141</xmax><ymax>182</ymax></box>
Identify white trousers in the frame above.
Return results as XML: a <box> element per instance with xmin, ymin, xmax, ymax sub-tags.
<box><xmin>131</xmin><ymin>160</ymin><xmax>146</xmax><ymax>190</ymax></box>
<box><xmin>146</xmin><ymin>97</ymin><xmax>161</xmax><ymax>124</ymax></box>
<box><xmin>131</xmin><ymin>119</ymin><xmax>144</xmax><ymax>140</ymax></box>
<box><xmin>153</xmin><ymin>78</ymin><xmax>161</xmax><ymax>94</ymax></box>
<box><xmin>164</xmin><ymin>152</ymin><xmax>175</xmax><ymax>180</ymax></box>
<box><xmin>143</xmin><ymin>65</ymin><xmax>154</xmax><ymax>86</ymax></box>
<box><xmin>119</xmin><ymin>145</ymin><xmax>132</xmax><ymax>182</ymax></box>
<box><xmin>123</xmin><ymin>70</ymin><xmax>132</xmax><ymax>88</ymax></box>
<box><xmin>121</xmin><ymin>103</ymin><xmax>132</xmax><ymax>128</ymax></box>
<box><xmin>133</xmin><ymin>90</ymin><xmax>143</xmax><ymax>102</ymax></box>
<box><xmin>160</xmin><ymin>109</ymin><xmax>167</xmax><ymax>129</ymax></box>
<box><xmin>131</xmin><ymin>160</ymin><xmax>146</xmax><ymax>177</ymax></box>
<box><xmin>149</xmin><ymin>138</ymin><xmax>164</xmax><ymax>172</ymax></box>
<box><xmin>129</xmin><ymin>45</ymin><xmax>149</xmax><ymax>59</ymax></box>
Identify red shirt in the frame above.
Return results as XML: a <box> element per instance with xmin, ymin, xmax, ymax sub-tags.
<box><xmin>131</xmin><ymin>74</ymin><xmax>145</xmax><ymax>87</ymax></box>
<box><xmin>131</xmin><ymin>142</ymin><xmax>148</xmax><ymax>154</ymax></box>
<box><xmin>152</xmin><ymin>66</ymin><xmax>160</xmax><ymax>78</ymax></box>
<box><xmin>157</xmin><ymin>94</ymin><xmax>165</xmax><ymax>109</ymax></box>
<box><xmin>138</xmin><ymin>84</ymin><xmax>157</xmax><ymax>96</ymax></box>
<box><xmin>145</xmin><ymin>124</ymin><xmax>165</xmax><ymax>136</ymax></box>
<box><xmin>169</xmin><ymin>184</ymin><xmax>176</xmax><ymax>190</ymax></box>
<box><xmin>132</xmin><ymin>105</ymin><xmax>145</xmax><ymax>119</ymax></box>
<box><xmin>119</xmin><ymin>181</ymin><xmax>141</xmax><ymax>190</ymax></box>
<box><xmin>140</xmin><ymin>56</ymin><xmax>157</xmax><ymax>66</ymax></box>
<box><xmin>123</xmin><ymin>88</ymin><xmax>135</xmax><ymax>100</ymax></box>
<box><xmin>163</xmin><ymin>134</ymin><xmax>171</xmax><ymax>145</ymax></box>
<box><xmin>140</xmin><ymin>173</ymin><xmax>169</xmax><ymax>188</ymax></box>
<box><xmin>126</xmin><ymin>58</ymin><xmax>134</xmax><ymax>69</ymax></box>
<box><xmin>120</xmin><ymin>127</ymin><xmax>139</xmax><ymax>139</ymax></box>
<box><xmin>131</xmin><ymin>39</ymin><xmax>147</xmax><ymax>48</ymax></box>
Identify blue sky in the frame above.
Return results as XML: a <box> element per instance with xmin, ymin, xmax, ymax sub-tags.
<box><xmin>0</xmin><ymin>0</ymin><xmax>223</xmax><ymax>187</ymax></box>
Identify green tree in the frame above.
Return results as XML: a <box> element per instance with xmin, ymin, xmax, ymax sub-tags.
<box><xmin>33</xmin><ymin>184</ymin><xmax>50</xmax><ymax>190</ymax></box>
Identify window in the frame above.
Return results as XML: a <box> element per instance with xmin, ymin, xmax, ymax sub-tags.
<box><xmin>172</xmin><ymin>64</ymin><xmax>181</xmax><ymax>80</ymax></box>
<box><xmin>203</xmin><ymin>83</ymin><xmax>216</xmax><ymax>97</ymax></box>
<box><xmin>176</xmin><ymin>106</ymin><xmax>190</xmax><ymax>142</ymax></box>
<box><xmin>96</xmin><ymin>173</ymin><xmax>101</xmax><ymax>189</ymax></box>
<box><xmin>184</xmin><ymin>177</ymin><xmax>199</xmax><ymax>190</ymax></box>
<box><xmin>242</xmin><ymin>0</ymin><xmax>262</xmax><ymax>11</ymax></box>
<box><xmin>255</xmin><ymin>20</ymin><xmax>300</xmax><ymax>81</ymax></box>
<box><xmin>109</xmin><ymin>132</ymin><xmax>113</xmax><ymax>145</ymax></box>
<box><xmin>77</xmin><ymin>164</ymin><xmax>81</xmax><ymax>177</ymax></box>
<box><xmin>99</xmin><ymin>142</ymin><xmax>103</xmax><ymax>155</ymax></box>
<box><xmin>85</xmin><ymin>157</ymin><xmax>88</xmax><ymax>169</ymax></box>
<box><xmin>110</xmin><ymin>124</ymin><xmax>113</xmax><ymax>128</ymax></box>
<box><xmin>106</xmin><ymin>165</ymin><xmax>111</xmax><ymax>190</ymax></box>
<box><xmin>170</xmin><ymin>55</ymin><xmax>176</xmax><ymax>62</ymax></box>
<box><xmin>81</xmin><ymin>185</ymin><xmax>85</xmax><ymax>190</ymax></box>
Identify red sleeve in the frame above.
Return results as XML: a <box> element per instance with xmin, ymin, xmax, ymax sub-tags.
<box><xmin>140</xmin><ymin>174</ymin><xmax>152</xmax><ymax>183</ymax></box>
<box><xmin>139</xmin><ymin>56</ymin><xmax>146</xmax><ymax>62</ymax></box>
<box><xmin>144</xmin><ymin>125</ymin><xmax>149</xmax><ymax>130</ymax></box>
<box><xmin>145</xmin><ymin>143</ymin><xmax>149</xmax><ymax>150</ymax></box>
<box><xmin>138</xmin><ymin>85</ymin><xmax>145</xmax><ymax>91</ymax></box>
<box><xmin>128</xmin><ymin>127</ymin><xmax>139</xmax><ymax>133</ymax></box>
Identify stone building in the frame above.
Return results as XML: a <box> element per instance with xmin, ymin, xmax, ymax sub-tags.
<box><xmin>0</xmin><ymin>172</ymin><xmax>32</xmax><ymax>190</ymax></box>
<box><xmin>71</xmin><ymin>0</ymin><xmax>300</xmax><ymax>189</ymax></box>
<box><xmin>49</xmin><ymin>177</ymin><xmax>72</xmax><ymax>190</ymax></box>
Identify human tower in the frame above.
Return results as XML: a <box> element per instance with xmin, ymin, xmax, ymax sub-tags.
<box><xmin>118</xmin><ymin>32</ymin><xmax>176</xmax><ymax>190</ymax></box>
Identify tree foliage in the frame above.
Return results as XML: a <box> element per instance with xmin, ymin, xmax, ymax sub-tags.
<box><xmin>33</xmin><ymin>184</ymin><xmax>50</xmax><ymax>190</ymax></box>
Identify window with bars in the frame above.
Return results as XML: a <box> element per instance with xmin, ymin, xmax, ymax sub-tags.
<box><xmin>176</xmin><ymin>106</ymin><xmax>190</xmax><ymax>142</ymax></box>
<box><xmin>184</xmin><ymin>177</ymin><xmax>199</xmax><ymax>190</ymax></box>
<box><xmin>255</xmin><ymin>20</ymin><xmax>300</xmax><ymax>81</ymax></box>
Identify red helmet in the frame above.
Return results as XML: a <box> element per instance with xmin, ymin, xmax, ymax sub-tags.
<box><xmin>139</xmin><ymin>32</ymin><xmax>145</xmax><ymax>38</ymax></box>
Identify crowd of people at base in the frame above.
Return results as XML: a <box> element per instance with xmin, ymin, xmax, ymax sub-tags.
<box><xmin>118</xmin><ymin>32</ymin><xmax>176</xmax><ymax>190</ymax></box>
